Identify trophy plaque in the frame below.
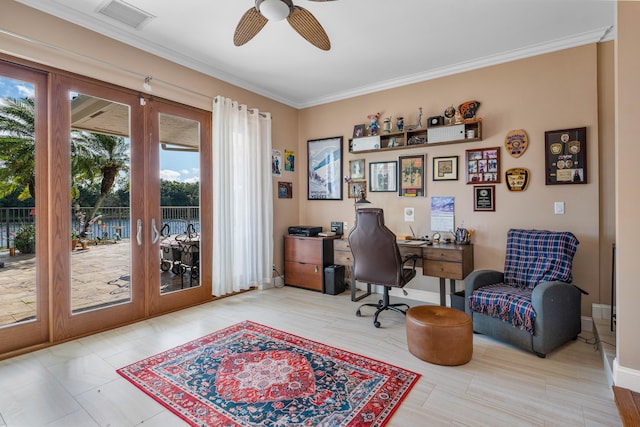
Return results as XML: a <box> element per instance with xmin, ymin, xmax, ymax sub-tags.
<box><xmin>505</xmin><ymin>167</ymin><xmax>530</xmax><ymax>191</ymax></box>
<box><xmin>504</xmin><ymin>129</ymin><xmax>529</xmax><ymax>158</ymax></box>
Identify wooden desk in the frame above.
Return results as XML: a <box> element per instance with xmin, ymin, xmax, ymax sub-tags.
<box><xmin>422</xmin><ymin>243</ymin><xmax>474</xmax><ymax>306</ymax></box>
<box><xmin>333</xmin><ymin>239</ymin><xmax>473</xmax><ymax>305</ymax></box>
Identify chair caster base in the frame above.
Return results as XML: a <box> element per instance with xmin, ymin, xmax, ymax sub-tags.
<box><xmin>374</xmin><ymin>321</ymin><xmax>381</xmax><ymax>328</ymax></box>
<box><xmin>356</xmin><ymin>310</ymin><xmax>362</xmax><ymax>317</ymax></box>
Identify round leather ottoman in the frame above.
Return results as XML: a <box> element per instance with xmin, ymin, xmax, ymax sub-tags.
<box><xmin>406</xmin><ymin>305</ymin><xmax>473</xmax><ymax>366</ymax></box>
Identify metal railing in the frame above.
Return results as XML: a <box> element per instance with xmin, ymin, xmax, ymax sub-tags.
<box><xmin>1</xmin><ymin>206</ymin><xmax>200</xmax><ymax>248</ymax></box>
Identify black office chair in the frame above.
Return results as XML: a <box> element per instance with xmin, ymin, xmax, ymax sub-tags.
<box><xmin>348</xmin><ymin>208</ymin><xmax>419</xmax><ymax>328</ymax></box>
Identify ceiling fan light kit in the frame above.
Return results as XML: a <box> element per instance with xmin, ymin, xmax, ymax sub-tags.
<box><xmin>234</xmin><ymin>0</ymin><xmax>335</xmax><ymax>50</ymax></box>
<box><xmin>258</xmin><ymin>0</ymin><xmax>292</xmax><ymax>21</ymax></box>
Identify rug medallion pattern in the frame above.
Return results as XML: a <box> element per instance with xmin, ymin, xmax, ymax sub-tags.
<box><xmin>117</xmin><ymin>320</ymin><xmax>419</xmax><ymax>426</ymax></box>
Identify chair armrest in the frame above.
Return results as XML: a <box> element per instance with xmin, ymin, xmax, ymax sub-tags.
<box><xmin>465</xmin><ymin>269</ymin><xmax>504</xmax><ymax>292</ymax></box>
<box><xmin>402</xmin><ymin>254</ymin><xmax>419</xmax><ymax>271</ymax></box>
<box><xmin>531</xmin><ymin>281</ymin><xmax>582</xmax><ymax>311</ymax></box>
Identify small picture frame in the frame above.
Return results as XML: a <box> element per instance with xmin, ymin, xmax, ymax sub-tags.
<box><xmin>348</xmin><ymin>180</ymin><xmax>367</xmax><ymax>199</ymax></box>
<box><xmin>353</xmin><ymin>124</ymin><xmax>366</xmax><ymax>138</ymax></box>
<box><xmin>369</xmin><ymin>161</ymin><xmax>398</xmax><ymax>192</ymax></box>
<box><xmin>349</xmin><ymin>159</ymin><xmax>365</xmax><ymax>180</ymax></box>
<box><xmin>544</xmin><ymin>127</ymin><xmax>587</xmax><ymax>185</ymax></box>
<box><xmin>474</xmin><ymin>185</ymin><xmax>495</xmax><ymax>211</ymax></box>
<box><xmin>433</xmin><ymin>155</ymin><xmax>458</xmax><ymax>181</ymax></box>
<box><xmin>278</xmin><ymin>181</ymin><xmax>293</xmax><ymax>198</ymax></box>
<box><xmin>466</xmin><ymin>147</ymin><xmax>500</xmax><ymax>184</ymax></box>
<box><xmin>399</xmin><ymin>155</ymin><xmax>424</xmax><ymax>197</ymax></box>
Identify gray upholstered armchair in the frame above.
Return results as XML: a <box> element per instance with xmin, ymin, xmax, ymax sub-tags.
<box><xmin>465</xmin><ymin>229</ymin><xmax>587</xmax><ymax>357</ymax></box>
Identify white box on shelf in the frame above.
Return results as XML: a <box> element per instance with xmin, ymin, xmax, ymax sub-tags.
<box><xmin>351</xmin><ymin>135</ymin><xmax>380</xmax><ymax>151</ymax></box>
<box><xmin>427</xmin><ymin>124</ymin><xmax>465</xmax><ymax>143</ymax></box>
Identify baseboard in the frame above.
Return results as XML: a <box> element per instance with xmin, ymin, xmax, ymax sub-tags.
<box><xmin>592</xmin><ymin>303</ymin><xmax>613</xmax><ymax>321</ymax></box>
<box><xmin>581</xmin><ymin>316</ymin><xmax>593</xmax><ymax>332</ymax></box>
<box><xmin>388</xmin><ymin>287</ymin><xmax>443</xmax><ymax>305</ymax></box>
<box><xmin>260</xmin><ymin>275</ymin><xmax>283</xmax><ymax>290</ymax></box>
<box><xmin>614</xmin><ymin>359</ymin><xmax>640</xmax><ymax>394</ymax></box>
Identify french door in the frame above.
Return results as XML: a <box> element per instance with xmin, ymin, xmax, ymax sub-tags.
<box><xmin>0</xmin><ymin>61</ymin><xmax>49</xmax><ymax>355</ymax></box>
<box><xmin>0</xmin><ymin>58</ymin><xmax>212</xmax><ymax>356</ymax></box>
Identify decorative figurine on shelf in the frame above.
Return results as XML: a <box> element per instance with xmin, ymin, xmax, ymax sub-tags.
<box><xmin>367</xmin><ymin>113</ymin><xmax>380</xmax><ymax>136</ymax></box>
<box><xmin>382</xmin><ymin>116</ymin><xmax>392</xmax><ymax>133</ymax></box>
<box><xmin>416</xmin><ymin>107</ymin><xmax>423</xmax><ymax>128</ymax></box>
<box><xmin>455</xmin><ymin>108</ymin><xmax>463</xmax><ymax>124</ymax></box>
<box><xmin>444</xmin><ymin>105</ymin><xmax>456</xmax><ymax>125</ymax></box>
<box><xmin>458</xmin><ymin>100</ymin><xmax>481</xmax><ymax>120</ymax></box>
<box><xmin>397</xmin><ymin>116</ymin><xmax>404</xmax><ymax>132</ymax></box>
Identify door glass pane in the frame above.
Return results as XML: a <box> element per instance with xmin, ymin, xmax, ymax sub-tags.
<box><xmin>158</xmin><ymin>113</ymin><xmax>200</xmax><ymax>294</ymax></box>
<box><xmin>70</xmin><ymin>93</ymin><xmax>131</xmax><ymax>313</ymax></box>
<box><xmin>0</xmin><ymin>76</ymin><xmax>38</xmax><ymax>326</ymax></box>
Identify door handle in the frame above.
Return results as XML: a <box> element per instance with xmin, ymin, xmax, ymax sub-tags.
<box><xmin>136</xmin><ymin>219</ymin><xmax>142</xmax><ymax>246</ymax></box>
<box><xmin>151</xmin><ymin>218</ymin><xmax>160</xmax><ymax>244</ymax></box>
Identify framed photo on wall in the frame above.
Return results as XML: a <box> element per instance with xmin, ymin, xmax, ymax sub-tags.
<box><xmin>399</xmin><ymin>155</ymin><xmax>424</xmax><ymax>197</ymax></box>
<box><xmin>369</xmin><ymin>161</ymin><xmax>398</xmax><ymax>192</ymax></box>
<box><xmin>348</xmin><ymin>180</ymin><xmax>367</xmax><ymax>199</ymax></box>
<box><xmin>433</xmin><ymin>155</ymin><xmax>458</xmax><ymax>181</ymax></box>
<box><xmin>349</xmin><ymin>159</ymin><xmax>365</xmax><ymax>180</ymax></box>
<box><xmin>307</xmin><ymin>136</ymin><xmax>343</xmax><ymax>200</ymax></box>
<box><xmin>473</xmin><ymin>185</ymin><xmax>495</xmax><ymax>211</ymax></box>
<box><xmin>466</xmin><ymin>147</ymin><xmax>500</xmax><ymax>184</ymax></box>
<box><xmin>544</xmin><ymin>127</ymin><xmax>587</xmax><ymax>185</ymax></box>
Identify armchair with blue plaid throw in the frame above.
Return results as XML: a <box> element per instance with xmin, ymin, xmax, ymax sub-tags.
<box><xmin>465</xmin><ymin>229</ymin><xmax>587</xmax><ymax>357</ymax></box>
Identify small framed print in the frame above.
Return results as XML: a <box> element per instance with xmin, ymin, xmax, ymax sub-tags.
<box><xmin>348</xmin><ymin>180</ymin><xmax>367</xmax><ymax>199</ymax></box>
<box><xmin>466</xmin><ymin>147</ymin><xmax>500</xmax><ymax>184</ymax></box>
<box><xmin>544</xmin><ymin>127</ymin><xmax>587</xmax><ymax>185</ymax></box>
<box><xmin>278</xmin><ymin>181</ymin><xmax>292</xmax><ymax>198</ymax></box>
<box><xmin>349</xmin><ymin>159</ymin><xmax>365</xmax><ymax>180</ymax></box>
<box><xmin>353</xmin><ymin>124</ymin><xmax>366</xmax><ymax>138</ymax></box>
<box><xmin>474</xmin><ymin>185</ymin><xmax>495</xmax><ymax>211</ymax></box>
<box><xmin>399</xmin><ymin>155</ymin><xmax>424</xmax><ymax>197</ymax></box>
<box><xmin>433</xmin><ymin>155</ymin><xmax>458</xmax><ymax>181</ymax></box>
<box><xmin>369</xmin><ymin>161</ymin><xmax>398</xmax><ymax>192</ymax></box>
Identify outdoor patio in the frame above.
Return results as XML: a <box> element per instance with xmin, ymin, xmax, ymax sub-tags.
<box><xmin>0</xmin><ymin>239</ymin><xmax>198</xmax><ymax>326</ymax></box>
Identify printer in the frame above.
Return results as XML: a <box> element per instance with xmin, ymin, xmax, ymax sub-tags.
<box><xmin>288</xmin><ymin>226</ymin><xmax>322</xmax><ymax>237</ymax></box>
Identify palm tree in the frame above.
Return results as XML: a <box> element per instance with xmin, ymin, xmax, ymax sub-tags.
<box><xmin>72</xmin><ymin>131</ymin><xmax>129</xmax><ymax>236</ymax></box>
<box><xmin>0</xmin><ymin>97</ymin><xmax>36</xmax><ymax>200</ymax></box>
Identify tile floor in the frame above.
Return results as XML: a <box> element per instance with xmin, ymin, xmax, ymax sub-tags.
<box><xmin>0</xmin><ymin>286</ymin><xmax>622</xmax><ymax>426</ymax></box>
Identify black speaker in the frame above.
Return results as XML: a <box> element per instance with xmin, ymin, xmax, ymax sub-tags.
<box><xmin>330</xmin><ymin>221</ymin><xmax>343</xmax><ymax>236</ymax></box>
<box><xmin>324</xmin><ymin>265</ymin><xmax>345</xmax><ymax>295</ymax></box>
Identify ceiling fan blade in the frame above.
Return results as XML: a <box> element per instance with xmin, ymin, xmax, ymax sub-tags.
<box><xmin>287</xmin><ymin>6</ymin><xmax>330</xmax><ymax>51</ymax></box>
<box><xmin>306</xmin><ymin>0</ymin><xmax>338</xmax><ymax>2</ymax></box>
<box><xmin>234</xmin><ymin>7</ymin><xmax>268</xmax><ymax>46</ymax></box>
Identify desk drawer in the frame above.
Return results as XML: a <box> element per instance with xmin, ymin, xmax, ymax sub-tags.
<box><xmin>284</xmin><ymin>261</ymin><xmax>323</xmax><ymax>291</ymax></box>
<box><xmin>285</xmin><ymin>237</ymin><xmax>323</xmax><ymax>264</ymax></box>
<box><xmin>333</xmin><ymin>250</ymin><xmax>353</xmax><ymax>266</ymax></box>
<box><xmin>423</xmin><ymin>247</ymin><xmax>463</xmax><ymax>262</ymax></box>
<box><xmin>334</xmin><ymin>239</ymin><xmax>351</xmax><ymax>251</ymax></box>
<box><xmin>424</xmin><ymin>260</ymin><xmax>464</xmax><ymax>279</ymax></box>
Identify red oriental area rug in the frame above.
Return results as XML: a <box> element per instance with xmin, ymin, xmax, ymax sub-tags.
<box><xmin>117</xmin><ymin>320</ymin><xmax>419</xmax><ymax>426</ymax></box>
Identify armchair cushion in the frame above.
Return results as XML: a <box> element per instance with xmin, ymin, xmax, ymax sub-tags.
<box><xmin>504</xmin><ymin>229</ymin><xmax>578</xmax><ymax>289</ymax></box>
<box><xmin>468</xmin><ymin>284</ymin><xmax>535</xmax><ymax>334</ymax></box>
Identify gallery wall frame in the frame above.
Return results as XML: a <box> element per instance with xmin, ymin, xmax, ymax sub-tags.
<box><xmin>466</xmin><ymin>147</ymin><xmax>500</xmax><ymax>184</ymax></box>
<box><xmin>399</xmin><ymin>155</ymin><xmax>424</xmax><ymax>197</ymax></box>
<box><xmin>349</xmin><ymin>159</ymin><xmax>365</xmax><ymax>180</ymax></box>
<box><xmin>307</xmin><ymin>136</ymin><xmax>343</xmax><ymax>200</ymax></box>
<box><xmin>369</xmin><ymin>161</ymin><xmax>398</xmax><ymax>192</ymax></box>
<box><xmin>433</xmin><ymin>155</ymin><xmax>458</xmax><ymax>181</ymax></box>
<box><xmin>544</xmin><ymin>126</ymin><xmax>587</xmax><ymax>185</ymax></box>
<box><xmin>473</xmin><ymin>185</ymin><xmax>495</xmax><ymax>211</ymax></box>
<box><xmin>348</xmin><ymin>180</ymin><xmax>367</xmax><ymax>199</ymax></box>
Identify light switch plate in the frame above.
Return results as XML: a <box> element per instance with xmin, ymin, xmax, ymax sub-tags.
<box><xmin>554</xmin><ymin>201</ymin><xmax>565</xmax><ymax>215</ymax></box>
<box><xmin>404</xmin><ymin>207</ymin><xmax>415</xmax><ymax>222</ymax></box>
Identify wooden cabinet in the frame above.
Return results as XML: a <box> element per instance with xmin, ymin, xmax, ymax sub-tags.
<box><xmin>284</xmin><ymin>236</ymin><xmax>336</xmax><ymax>292</ymax></box>
<box><xmin>349</xmin><ymin>119</ymin><xmax>482</xmax><ymax>154</ymax></box>
<box><xmin>422</xmin><ymin>243</ymin><xmax>474</xmax><ymax>306</ymax></box>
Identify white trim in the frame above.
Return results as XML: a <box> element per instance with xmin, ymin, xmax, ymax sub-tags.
<box><xmin>592</xmin><ymin>303</ymin><xmax>613</xmax><ymax>321</ymax></box>
<box><xmin>613</xmin><ymin>359</ymin><xmax>640</xmax><ymax>393</ymax></box>
<box><xmin>581</xmin><ymin>316</ymin><xmax>593</xmax><ymax>333</ymax></box>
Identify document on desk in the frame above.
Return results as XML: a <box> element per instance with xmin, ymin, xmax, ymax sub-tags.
<box><xmin>398</xmin><ymin>240</ymin><xmax>425</xmax><ymax>246</ymax></box>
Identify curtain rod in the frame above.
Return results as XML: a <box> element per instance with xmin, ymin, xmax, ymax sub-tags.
<box><xmin>0</xmin><ymin>28</ymin><xmax>212</xmax><ymax>104</ymax></box>
<box><xmin>214</xmin><ymin>96</ymin><xmax>269</xmax><ymax>118</ymax></box>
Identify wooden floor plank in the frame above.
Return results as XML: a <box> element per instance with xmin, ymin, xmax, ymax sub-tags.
<box><xmin>613</xmin><ymin>385</ymin><xmax>640</xmax><ymax>426</ymax></box>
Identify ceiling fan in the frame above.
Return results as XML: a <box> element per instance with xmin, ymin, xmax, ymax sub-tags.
<box><xmin>234</xmin><ymin>0</ymin><xmax>336</xmax><ymax>51</ymax></box>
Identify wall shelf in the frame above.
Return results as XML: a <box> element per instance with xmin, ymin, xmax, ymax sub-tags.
<box><xmin>348</xmin><ymin>119</ymin><xmax>482</xmax><ymax>154</ymax></box>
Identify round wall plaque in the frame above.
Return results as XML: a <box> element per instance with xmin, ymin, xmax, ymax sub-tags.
<box><xmin>505</xmin><ymin>129</ymin><xmax>529</xmax><ymax>158</ymax></box>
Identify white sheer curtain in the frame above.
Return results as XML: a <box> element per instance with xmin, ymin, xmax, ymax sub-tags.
<box><xmin>212</xmin><ymin>96</ymin><xmax>273</xmax><ymax>296</ymax></box>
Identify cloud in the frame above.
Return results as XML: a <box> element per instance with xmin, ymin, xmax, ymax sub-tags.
<box><xmin>160</xmin><ymin>169</ymin><xmax>181</xmax><ymax>181</ymax></box>
<box><xmin>16</xmin><ymin>85</ymin><xmax>34</xmax><ymax>97</ymax></box>
<box><xmin>183</xmin><ymin>176</ymin><xmax>200</xmax><ymax>184</ymax></box>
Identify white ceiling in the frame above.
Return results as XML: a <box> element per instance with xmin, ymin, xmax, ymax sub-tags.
<box><xmin>16</xmin><ymin>0</ymin><xmax>616</xmax><ymax>109</ymax></box>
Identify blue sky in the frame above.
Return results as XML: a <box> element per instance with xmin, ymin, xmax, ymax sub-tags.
<box><xmin>1</xmin><ymin>76</ymin><xmax>198</xmax><ymax>183</ymax></box>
